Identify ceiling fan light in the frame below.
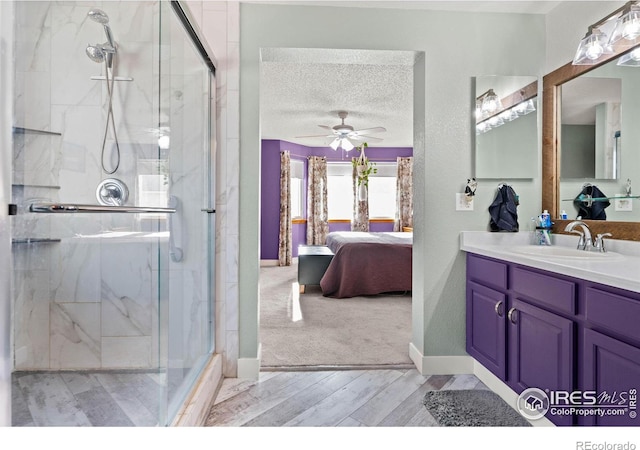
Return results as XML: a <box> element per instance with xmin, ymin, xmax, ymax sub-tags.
<box><xmin>330</xmin><ymin>139</ymin><xmax>340</xmax><ymax>151</ymax></box>
<box><xmin>573</xmin><ymin>27</ymin><xmax>614</xmax><ymax>64</ymax></box>
<box><xmin>342</xmin><ymin>139</ymin><xmax>355</xmax><ymax>152</ymax></box>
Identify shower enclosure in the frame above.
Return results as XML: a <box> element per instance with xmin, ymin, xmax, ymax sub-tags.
<box><xmin>7</xmin><ymin>0</ymin><xmax>216</xmax><ymax>426</ymax></box>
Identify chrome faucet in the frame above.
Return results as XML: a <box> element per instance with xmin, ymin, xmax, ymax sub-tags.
<box><xmin>564</xmin><ymin>220</ymin><xmax>592</xmax><ymax>250</ymax></box>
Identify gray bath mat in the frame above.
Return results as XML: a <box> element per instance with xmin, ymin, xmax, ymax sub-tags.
<box><xmin>422</xmin><ymin>389</ymin><xmax>532</xmax><ymax>427</ymax></box>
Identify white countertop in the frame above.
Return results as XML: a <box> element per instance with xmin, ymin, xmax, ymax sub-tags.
<box><xmin>460</xmin><ymin>231</ymin><xmax>640</xmax><ymax>294</ymax></box>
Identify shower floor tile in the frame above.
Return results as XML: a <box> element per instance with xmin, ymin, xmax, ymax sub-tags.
<box><xmin>12</xmin><ymin>370</ymin><xmax>163</xmax><ymax>427</ymax></box>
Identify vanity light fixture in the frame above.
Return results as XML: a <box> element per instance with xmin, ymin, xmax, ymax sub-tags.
<box><xmin>480</xmin><ymin>89</ymin><xmax>502</xmax><ymax>115</ymax></box>
<box><xmin>573</xmin><ymin>26</ymin><xmax>614</xmax><ymax>65</ymax></box>
<box><xmin>618</xmin><ymin>47</ymin><xmax>640</xmax><ymax>65</ymax></box>
<box><xmin>608</xmin><ymin>2</ymin><xmax>640</xmax><ymax>46</ymax></box>
<box><xmin>475</xmin><ymin>82</ymin><xmax>537</xmax><ymax>135</ymax></box>
<box><xmin>514</xmin><ymin>98</ymin><xmax>536</xmax><ymax>116</ymax></box>
<box><xmin>572</xmin><ymin>1</ymin><xmax>640</xmax><ymax>65</ymax></box>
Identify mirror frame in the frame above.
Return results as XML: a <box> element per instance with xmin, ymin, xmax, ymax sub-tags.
<box><xmin>543</xmin><ymin>47</ymin><xmax>640</xmax><ymax>241</ymax></box>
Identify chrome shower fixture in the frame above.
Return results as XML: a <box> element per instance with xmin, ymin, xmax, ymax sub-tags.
<box><xmin>86</xmin><ymin>8</ymin><xmax>116</xmax><ymax>68</ymax></box>
<box><xmin>88</xmin><ymin>8</ymin><xmax>116</xmax><ymax>49</ymax></box>
<box><xmin>85</xmin><ymin>44</ymin><xmax>106</xmax><ymax>63</ymax></box>
<box><xmin>86</xmin><ymin>7</ymin><xmax>121</xmax><ymax>174</ymax></box>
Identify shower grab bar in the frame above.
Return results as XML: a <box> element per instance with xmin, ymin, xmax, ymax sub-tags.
<box><xmin>29</xmin><ymin>202</ymin><xmax>176</xmax><ymax>214</ymax></box>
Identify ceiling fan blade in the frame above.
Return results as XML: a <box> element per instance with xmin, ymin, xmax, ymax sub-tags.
<box><xmin>355</xmin><ymin>135</ymin><xmax>384</xmax><ymax>142</ymax></box>
<box><xmin>351</xmin><ymin>126</ymin><xmax>386</xmax><ymax>136</ymax></box>
<box><xmin>295</xmin><ymin>133</ymin><xmax>334</xmax><ymax>138</ymax></box>
<box><xmin>318</xmin><ymin>125</ymin><xmax>334</xmax><ymax>131</ymax></box>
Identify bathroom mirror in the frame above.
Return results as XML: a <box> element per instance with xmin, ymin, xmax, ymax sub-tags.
<box><xmin>474</xmin><ymin>76</ymin><xmax>538</xmax><ymax>179</ymax></box>
<box><xmin>543</xmin><ymin>21</ymin><xmax>640</xmax><ymax>238</ymax></box>
<box><xmin>560</xmin><ymin>68</ymin><xmax>622</xmax><ymax>180</ymax></box>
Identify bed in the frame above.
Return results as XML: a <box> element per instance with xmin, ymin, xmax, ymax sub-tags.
<box><xmin>319</xmin><ymin>231</ymin><xmax>412</xmax><ymax>298</ymax></box>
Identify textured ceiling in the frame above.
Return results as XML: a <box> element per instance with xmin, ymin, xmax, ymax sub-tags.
<box><xmin>260</xmin><ymin>48</ymin><xmax>416</xmax><ymax>148</ymax></box>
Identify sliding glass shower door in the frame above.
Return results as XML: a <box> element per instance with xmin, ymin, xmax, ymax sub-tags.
<box><xmin>9</xmin><ymin>0</ymin><xmax>215</xmax><ymax>426</ymax></box>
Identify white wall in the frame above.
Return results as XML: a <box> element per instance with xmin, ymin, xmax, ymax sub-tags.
<box><xmin>239</xmin><ymin>3</ymin><xmax>546</xmax><ymax>369</ymax></box>
<box><xmin>545</xmin><ymin>1</ymin><xmax>626</xmax><ymax>72</ymax></box>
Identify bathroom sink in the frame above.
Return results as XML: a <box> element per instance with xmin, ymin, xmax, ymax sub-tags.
<box><xmin>507</xmin><ymin>245</ymin><xmax>623</xmax><ymax>260</ymax></box>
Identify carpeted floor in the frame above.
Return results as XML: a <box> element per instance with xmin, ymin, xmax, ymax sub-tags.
<box><xmin>422</xmin><ymin>389</ymin><xmax>532</xmax><ymax>427</ymax></box>
<box><xmin>259</xmin><ymin>263</ymin><xmax>412</xmax><ymax>367</ymax></box>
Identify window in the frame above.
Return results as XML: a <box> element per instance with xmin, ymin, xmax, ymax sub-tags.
<box><xmin>327</xmin><ymin>162</ymin><xmax>353</xmax><ymax>219</ymax></box>
<box><xmin>137</xmin><ymin>159</ymin><xmax>169</xmax><ymax>220</ymax></box>
<box><xmin>290</xmin><ymin>158</ymin><xmax>304</xmax><ymax>219</ymax></box>
<box><xmin>367</xmin><ymin>162</ymin><xmax>397</xmax><ymax>218</ymax></box>
<box><xmin>327</xmin><ymin>161</ymin><xmax>397</xmax><ymax>219</ymax></box>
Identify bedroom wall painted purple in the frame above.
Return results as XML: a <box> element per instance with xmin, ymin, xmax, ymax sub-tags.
<box><xmin>260</xmin><ymin>139</ymin><xmax>413</xmax><ymax>260</ymax></box>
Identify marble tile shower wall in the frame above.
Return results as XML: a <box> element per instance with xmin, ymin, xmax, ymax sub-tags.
<box><xmin>10</xmin><ymin>1</ymin><xmax>205</xmax><ymax>371</ymax></box>
<box><xmin>185</xmin><ymin>0</ymin><xmax>240</xmax><ymax>377</ymax></box>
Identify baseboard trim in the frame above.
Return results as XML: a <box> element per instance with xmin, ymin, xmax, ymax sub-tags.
<box><xmin>237</xmin><ymin>344</ymin><xmax>262</xmax><ymax>379</ymax></box>
<box><xmin>171</xmin><ymin>353</ymin><xmax>223</xmax><ymax>426</ymax></box>
<box><xmin>260</xmin><ymin>258</ymin><xmax>298</xmax><ymax>267</ymax></box>
<box><xmin>409</xmin><ymin>343</ymin><xmax>474</xmax><ymax>375</ymax></box>
<box><xmin>473</xmin><ymin>360</ymin><xmax>555</xmax><ymax>427</ymax></box>
<box><xmin>260</xmin><ymin>260</ymin><xmax>279</xmax><ymax>267</ymax></box>
<box><xmin>261</xmin><ymin>363</ymin><xmax>415</xmax><ymax>372</ymax></box>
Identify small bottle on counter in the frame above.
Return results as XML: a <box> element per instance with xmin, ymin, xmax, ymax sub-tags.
<box><xmin>560</xmin><ymin>210</ymin><xmax>568</xmax><ymax>220</ymax></box>
<box><xmin>541</xmin><ymin>210</ymin><xmax>551</xmax><ymax>228</ymax></box>
<box><xmin>533</xmin><ymin>210</ymin><xmax>552</xmax><ymax>245</ymax></box>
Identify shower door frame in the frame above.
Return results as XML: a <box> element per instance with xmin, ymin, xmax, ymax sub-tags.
<box><xmin>0</xmin><ymin>0</ymin><xmax>15</xmax><ymax>428</ymax></box>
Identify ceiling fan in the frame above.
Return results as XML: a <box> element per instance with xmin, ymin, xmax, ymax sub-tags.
<box><xmin>296</xmin><ymin>111</ymin><xmax>386</xmax><ymax>151</ymax></box>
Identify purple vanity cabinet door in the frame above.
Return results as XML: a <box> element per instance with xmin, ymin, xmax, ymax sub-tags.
<box><xmin>508</xmin><ymin>298</ymin><xmax>575</xmax><ymax>426</ymax></box>
<box><xmin>582</xmin><ymin>328</ymin><xmax>640</xmax><ymax>426</ymax></box>
<box><xmin>467</xmin><ymin>281</ymin><xmax>507</xmax><ymax>380</ymax></box>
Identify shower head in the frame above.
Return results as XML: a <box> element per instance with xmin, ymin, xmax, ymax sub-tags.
<box><xmin>87</xmin><ymin>8</ymin><xmax>116</xmax><ymax>51</ymax></box>
<box><xmin>86</xmin><ymin>44</ymin><xmax>105</xmax><ymax>63</ymax></box>
<box><xmin>88</xmin><ymin>8</ymin><xmax>109</xmax><ymax>25</ymax></box>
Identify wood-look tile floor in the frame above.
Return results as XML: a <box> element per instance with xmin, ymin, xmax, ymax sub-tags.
<box><xmin>205</xmin><ymin>369</ymin><xmax>489</xmax><ymax>427</ymax></box>
<box><xmin>11</xmin><ymin>370</ymin><xmax>170</xmax><ymax>427</ymax></box>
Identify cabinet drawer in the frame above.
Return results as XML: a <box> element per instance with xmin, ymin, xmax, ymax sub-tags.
<box><xmin>512</xmin><ymin>267</ymin><xmax>576</xmax><ymax>315</ymax></box>
<box><xmin>467</xmin><ymin>253</ymin><xmax>508</xmax><ymax>290</ymax></box>
<box><xmin>585</xmin><ymin>287</ymin><xmax>640</xmax><ymax>344</ymax></box>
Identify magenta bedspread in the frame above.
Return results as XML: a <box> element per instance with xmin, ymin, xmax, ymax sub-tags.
<box><xmin>320</xmin><ymin>232</ymin><xmax>412</xmax><ymax>298</ymax></box>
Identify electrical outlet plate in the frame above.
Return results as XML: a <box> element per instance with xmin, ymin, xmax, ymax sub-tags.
<box><xmin>614</xmin><ymin>197</ymin><xmax>633</xmax><ymax>212</ymax></box>
<box><xmin>456</xmin><ymin>193</ymin><xmax>474</xmax><ymax>211</ymax></box>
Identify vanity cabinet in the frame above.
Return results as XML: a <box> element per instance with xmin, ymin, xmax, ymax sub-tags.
<box><xmin>507</xmin><ymin>298</ymin><xmax>574</xmax><ymax>398</ymax></box>
<box><xmin>467</xmin><ymin>280</ymin><xmax>507</xmax><ymax>379</ymax></box>
<box><xmin>466</xmin><ymin>253</ymin><xmax>574</xmax><ymax>426</ymax></box>
<box><xmin>466</xmin><ymin>252</ymin><xmax>640</xmax><ymax>427</ymax></box>
<box><xmin>582</xmin><ymin>329</ymin><xmax>640</xmax><ymax>426</ymax></box>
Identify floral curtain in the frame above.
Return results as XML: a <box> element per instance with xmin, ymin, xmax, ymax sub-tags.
<box><xmin>394</xmin><ymin>156</ymin><xmax>413</xmax><ymax>231</ymax></box>
<box><xmin>306</xmin><ymin>156</ymin><xmax>329</xmax><ymax>245</ymax></box>
<box><xmin>278</xmin><ymin>151</ymin><xmax>292</xmax><ymax>266</ymax></box>
<box><xmin>351</xmin><ymin>158</ymin><xmax>369</xmax><ymax>231</ymax></box>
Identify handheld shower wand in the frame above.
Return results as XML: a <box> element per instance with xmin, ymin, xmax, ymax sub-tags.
<box><xmin>85</xmin><ymin>8</ymin><xmax>120</xmax><ymax>174</ymax></box>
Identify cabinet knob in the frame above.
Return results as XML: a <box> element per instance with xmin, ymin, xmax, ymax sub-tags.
<box><xmin>508</xmin><ymin>307</ymin><xmax>517</xmax><ymax>324</ymax></box>
<box><xmin>494</xmin><ymin>300</ymin><xmax>504</xmax><ymax>317</ymax></box>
